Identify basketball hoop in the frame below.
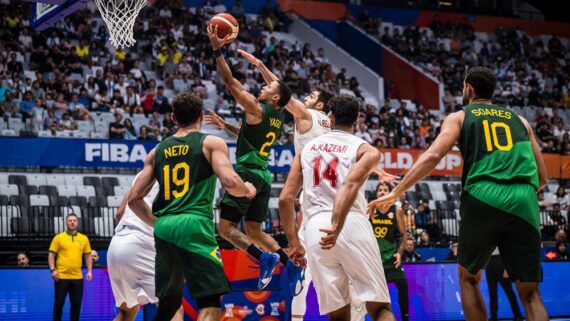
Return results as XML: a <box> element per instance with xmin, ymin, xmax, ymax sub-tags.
<box><xmin>95</xmin><ymin>0</ymin><xmax>147</xmax><ymax>48</ymax></box>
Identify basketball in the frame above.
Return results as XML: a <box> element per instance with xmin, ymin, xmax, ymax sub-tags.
<box><xmin>209</xmin><ymin>13</ymin><xmax>239</xmax><ymax>41</ymax></box>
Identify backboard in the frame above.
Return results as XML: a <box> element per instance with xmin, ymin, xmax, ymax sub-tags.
<box><xmin>29</xmin><ymin>0</ymin><xmax>88</xmax><ymax>31</ymax></box>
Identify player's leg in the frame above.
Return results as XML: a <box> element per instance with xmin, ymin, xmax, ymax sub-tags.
<box><xmin>458</xmin><ymin>266</ymin><xmax>487</xmax><ymax>321</ymax></box>
<box><xmin>498</xmin><ymin>214</ymin><xmax>547</xmax><ymax>321</ymax></box>
<box><xmin>292</xmin><ymin>225</ymin><xmax>311</xmax><ymax>320</ymax></box>
<box><xmin>499</xmin><ymin>277</ymin><xmax>523</xmax><ymax>320</ymax></box>
<box><xmin>327</xmin><ymin>304</ymin><xmax>351</xmax><ymax>321</ymax></box>
<box><xmin>365</xmin><ymin>302</ymin><xmax>395</xmax><ymax>321</ymax></box>
<box><xmin>393</xmin><ymin>278</ymin><xmax>409</xmax><ymax>321</ymax></box>
<box><xmin>514</xmin><ymin>282</ymin><xmax>548</xmax><ymax>321</ymax></box>
<box><xmin>175</xmin><ymin>217</ymin><xmax>230</xmax><ymax>321</ymax></box>
<box><xmin>458</xmin><ymin>192</ymin><xmax>504</xmax><ymax>321</ymax></box>
<box><xmin>112</xmin><ymin>303</ymin><xmax>139</xmax><ymax>321</ymax></box>
<box><xmin>292</xmin><ymin>260</ymin><xmax>312</xmax><ymax>320</ymax></box>
<box><xmin>305</xmin><ymin>213</ymin><xmax>352</xmax><ymax>317</ymax></box>
<box><xmin>485</xmin><ymin>258</ymin><xmax>500</xmax><ymax>321</ymax></box>
<box><xmin>153</xmin><ymin>236</ymin><xmax>185</xmax><ymax>321</ymax></box>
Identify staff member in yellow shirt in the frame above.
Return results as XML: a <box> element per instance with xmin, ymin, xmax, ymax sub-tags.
<box><xmin>48</xmin><ymin>213</ymin><xmax>93</xmax><ymax>321</ymax></box>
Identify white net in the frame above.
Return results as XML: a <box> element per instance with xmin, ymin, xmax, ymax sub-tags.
<box><xmin>95</xmin><ymin>0</ymin><xmax>147</xmax><ymax>49</ymax></box>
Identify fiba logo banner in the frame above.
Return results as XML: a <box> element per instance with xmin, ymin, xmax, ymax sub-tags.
<box><xmin>85</xmin><ymin>143</ymin><xmax>149</xmax><ymax>163</ymax></box>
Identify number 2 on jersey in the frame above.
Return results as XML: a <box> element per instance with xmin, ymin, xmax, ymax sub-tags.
<box><xmin>311</xmin><ymin>157</ymin><xmax>339</xmax><ymax>188</ymax></box>
<box><xmin>482</xmin><ymin>120</ymin><xmax>513</xmax><ymax>152</ymax></box>
<box><xmin>259</xmin><ymin>132</ymin><xmax>276</xmax><ymax>157</ymax></box>
<box><xmin>163</xmin><ymin>163</ymin><xmax>190</xmax><ymax>200</ymax></box>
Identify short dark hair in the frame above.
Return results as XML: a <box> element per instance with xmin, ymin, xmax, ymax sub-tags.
<box><xmin>276</xmin><ymin>80</ymin><xmax>292</xmax><ymax>107</ymax></box>
<box><xmin>465</xmin><ymin>67</ymin><xmax>496</xmax><ymax>100</ymax></box>
<box><xmin>316</xmin><ymin>90</ymin><xmax>333</xmax><ymax>113</ymax></box>
<box><xmin>171</xmin><ymin>92</ymin><xmax>203</xmax><ymax>126</ymax></box>
<box><xmin>329</xmin><ymin>95</ymin><xmax>359</xmax><ymax>127</ymax></box>
<box><xmin>66</xmin><ymin>213</ymin><xmax>78</xmax><ymax>220</ymax></box>
<box><xmin>376</xmin><ymin>181</ymin><xmax>393</xmax><ymax>193</ymax></box>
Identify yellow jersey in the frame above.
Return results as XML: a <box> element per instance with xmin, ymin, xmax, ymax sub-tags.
<box><xmin>49</xmin><ymin>231</ymin><xmax>91</xmax><ymax>279</ymax></box>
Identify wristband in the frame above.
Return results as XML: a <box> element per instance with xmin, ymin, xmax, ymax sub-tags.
<box><xmin>213</xmin><ymin>48</ymin><xmax>223</xmax><ymax>58</ymax></box>
<box><xmin>50</xmin><ymin>268</ymin><xmax>55</xmax><ymax>272</ymax></box>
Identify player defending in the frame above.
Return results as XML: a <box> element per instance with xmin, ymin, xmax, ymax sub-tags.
<box><xmin>208</xmin><ymin>25</ymin><xmax>295</xmax><ymax>290</ymax></box>
<box><xmin>128</xmin><ymin>92</ymin><xmax>256</xmax><ymax>321</ymax></box>
<box><xmin>280</xmin><ymin>95</ymin><xmax>395</xmax><ymax>321</ymax></box>
<box><xmin>369</xmin><ymin>67</ymin><xmax>549</xmax><ymax>321</ymax></box>
<box><xmin>108</xmin><ymin>173</ymin><xmax>183</xmax><ymax>321</ymax></box>
<box><xmin>370</xmin><ymin>182</ymin><xmax>410</xmax><ymax>321</ymax></box>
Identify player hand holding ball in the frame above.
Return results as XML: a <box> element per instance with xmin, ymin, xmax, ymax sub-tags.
<box><xmin>207</xmin><ymin>13</ymin><xmax>239</xmax><ymax>49</ymax></box>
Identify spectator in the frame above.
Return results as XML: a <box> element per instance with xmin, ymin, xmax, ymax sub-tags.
<box><xmin>401</xmin><ymin>201</ymin><xmax>416</xmax><ymax>234</ymax></box>
<box><xmin>445</xmin><ymin>242</ymin><xmax>458</xmax><ymax>261</ymax></box>
<box><xmin>137</xmin><ymin>126</ymin><xmax>153</xmax><ymax>141</ymax></box>
<box><xmin>109</xmin><ymin>113</ymin><xmax>126</xmax><ymax>139</ymax></box>
<box><xmin>417</xmin><ymin>230</ymin><xmax>435</xmax><ymax>248</ymax></box>
<box><xmin>355</xmin><ymin>123</ymin><xmax>373</xmax><ymax>143</ymax></box>
<box><xmin>59</xmin><ymin>113</ymin><xmax>77</xmax><ymax>131</ymax></box>
<box><xmin>554</xmin><ymin>241</ymin><xmax>569</xmax><ymax>260</ymax></box>
<box><xmin>415</xmin><ymin>203</ymin><xmax>431</xmax><ymax>227</ymax></box>
<box><xmin>153</xmin><ymin>86</ymin><xmax>170</xmax><ymax>114</ymax></box>
<box><xmin>17</xmin><ymin>252</ymin><xmax>30</xmax><ymax>267</ymax></box>
<box><xmin>213</xmin><ymin>0</ymin><xmax>227</xmax><ymax>13</ymax></box>
<box><xmin>7</xmin><ymin>53</ymin><xmax>23</xmax><ymax>74</ymax></box>
<box><xmin>1</xmin><ymin>91</ymin><xmax>18</xmax><ymax>121</ymax></box>
<box><xmin>94</xmin><ymin>88</ymin><xmax>111</xmax><ymax>112</ymax></box>
<box><xmin>123</xmin><ymin>118</ymin><xmax>138</xmax><ymax>140</ymax></box>
<box><xmin>48</xmin><ymin>213</ymin><xmax>92</xmax><ymax>321</ymax></box>
<box><xmin>554</xmin><ymin>186</ymin><xmax>569</xmax><ymax>210</ymax></box>
<box><xmin>91</xmin><ymin>250</ymin><xmax>100</xmax><ymax>267</ymax></box>
<box><xmin>554</xmin><ymin>229</ymin><xmax>567</xmax><ymax>243</ymax></box>
<box><xmin>550</xmin><ymin>203</ymin><xmax>567</xmax><ymax>229</ymax></box>
<box><xmin>123</xmin><ymin>86</ymin><xmax>142</xmax><ymax>114</ymax></box>
<box><xmin>402</xmin><ymin>238</ymin><xmax>421</xmax><ymax>262</ymax></box>
<box><xmin>43</xmin><ymin>109</ymin><xmax>59</xmax><ymax>132</ymax></box>
<box><xmin>19</xmin><ymin>91</ymin><xmax>35</xmax><ymax>123</ymax></box>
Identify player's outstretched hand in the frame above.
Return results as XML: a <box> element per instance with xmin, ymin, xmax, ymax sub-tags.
<box><xmin>367</xmin><ymin>192</ymin><xmax>398</xmax><ymax>217</ymax></box>
<box><xmin>207</xmin><ymin>25</ymin><xmax>231</xmax><ymax>50</ymax></box>
<box><xmin>244</xmin><ymin>182</ymin><xmax>256</xmax><ymax>199</ymax></box>
<box><xmin>203</xmin><ymin>108</ymin><xmax>225</xmax><ymax>129</ymax></box>
<box><xmin>237</xmin><ymin>49</ymin><xmax>261</xmax><ymax>66</ymax></box>
<box><xmin>373</xmin><ymin>167</ymin><xmax>400</xmax><ymax>186</ymax></box>
<box><xmin>319</xmin><ymin>227</ymin><xmax>339</xmax><ymax>250</ymax></box>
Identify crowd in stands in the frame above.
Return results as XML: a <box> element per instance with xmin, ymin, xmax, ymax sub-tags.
<box><xmin>355</xmin><ymin>12</ymin><xmax>570</xmax><ymax>154</ymax></box>
<box><xmin>0</xmin><ymin>0</ymin><xmax>448</xmax><ymax>150</ymax></box>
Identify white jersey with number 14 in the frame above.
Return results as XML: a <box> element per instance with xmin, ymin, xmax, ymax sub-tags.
<box><xmin>300</xmin><ymin>130</ymin><xmax>368</xmax><ymax>221</ymax></box>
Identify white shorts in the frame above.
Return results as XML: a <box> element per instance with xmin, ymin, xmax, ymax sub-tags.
<box><xmin>107</xmin><ymin>229</ymin><xmax>157</xmax><ymax>308</ymax></box>
<box><xmin>305</xmin><ymin>212</ymin><xmax>390</xmax><ymax>315</ymax></box>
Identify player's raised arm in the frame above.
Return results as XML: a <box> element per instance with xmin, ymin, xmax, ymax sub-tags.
<box><xmin>320</xmin><ymin>143</ymin><xmax>381</xmax><ymax>250</ymax></box>
<box><xmin>278</xmin><ymin>152</ymin><xmax>305</xmax><ymax>262</ymax></box>
<box><xmin>204</xmin><ymin>135</ymin><xmax>256</xmax><ymax>198</ymax></box>
<box><xmin>128</xmin><ymin>149</ymin><xmax>157</xmax><ymax>227</ymax></box>
<box><xmin>520</xmin><ymin>115</ymin><xmax>548</xmax><ymax>191</ymax></box>
<box><xmin>208</xmin><ymin>26</ymin><xmax>262</xmax><ymax>119</ymax></box>
<box><xmin>238</xmin><ymin>49</ymin><xmax>311</xmax><ymax>123</ymax></box>
<box><xmin>368</xmin><ymin>111</ymin><xmax>464</xmax><ymax>213</ymax></box>
<box><xmin>237</xmin><ymin>49</ymin><xmax>278</xmax><ymax>85</ymax></box>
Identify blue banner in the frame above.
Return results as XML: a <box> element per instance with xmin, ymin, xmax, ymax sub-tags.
<box><xmin>0</xmin><ymin>137</ymin><xmax>295</xmax><ymax>173</ymax></box>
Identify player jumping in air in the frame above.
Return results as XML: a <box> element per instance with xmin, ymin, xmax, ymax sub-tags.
<box><xmin>280</xmin><ymin>95</ymin><xmax>395</xmax><ymax>321</ymax></box>
<box><xmin>129</xmin><ymin>92</ymin><xmax>256</xmax><ymax>321</ymax></box>
<box><xmin>370</xmin><ymin>182</ymin><xmax>410</xmax><ymax>321</ymax></box>
<box><xmin>207</xmin><ymin>25</ymin><xmax>299</xmax><ymax>290</ymax></box>
<box><xmin>369</xmin><ymin>67</ymin><xmax>549</xmax><ymax>321</ymax></box>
